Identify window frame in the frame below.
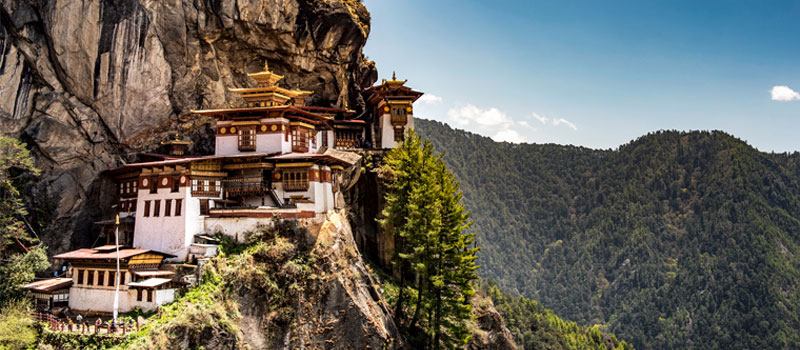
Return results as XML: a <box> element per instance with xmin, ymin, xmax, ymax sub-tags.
<box><xmin>153</xmin><ymin>200</ymin><xmax>161</xmax><ymax>217</ymax></box>
<box><xmin>238</xmin><ymin>125</ymin><xmax>256</xmax><ymax>151</ymax></box>
<box><xmin>283</xmin><ymin>169</ymin><xmax>310</xmax><ymax>191</ymax></box>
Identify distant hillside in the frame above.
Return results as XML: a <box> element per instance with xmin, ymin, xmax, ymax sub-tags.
<box><xmin>416</xmin><ymin>118</ymin><xmax>800</xmax><ymax>350</ymax></box>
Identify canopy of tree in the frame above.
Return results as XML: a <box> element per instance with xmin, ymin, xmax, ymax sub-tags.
<box><xmin>416</xmin><ymin>119</ymin><xmax>800</xmax><ymax>350</ymax></box>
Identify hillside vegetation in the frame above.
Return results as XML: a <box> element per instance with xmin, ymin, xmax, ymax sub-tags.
<box><xmin>416</xmin><ymin>119</ymin><xmax>800</xmax><ymax>350</ymax></box>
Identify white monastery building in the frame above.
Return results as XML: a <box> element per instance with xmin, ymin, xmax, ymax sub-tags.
<box><xmin>37</xmin><ymin>62</ymin><xmax>422</xmax><ymax>314</ymax></box>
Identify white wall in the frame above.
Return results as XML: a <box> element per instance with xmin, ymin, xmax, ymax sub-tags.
<box><xmin>215</xmin><ymin>136</ymin><xmax>239</xmax><ymax>156</ymax></box>
<box><xmin>379</xmin><ymin>113</ymin><xmax>414</xmax><ymax>149</ymax></box>
<box><xmin>133</xmin><ymin>187</ymin><xmax>192</xmax><ymax>260</ymax></box>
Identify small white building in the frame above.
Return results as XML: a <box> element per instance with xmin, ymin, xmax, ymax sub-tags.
<box><xmin>53</xmin><ymin>245</ymin><xmax>177</xmax><ymax>314</ymax></box>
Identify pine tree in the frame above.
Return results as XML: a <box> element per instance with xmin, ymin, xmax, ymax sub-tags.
<box><xmin>380</xmin><ymin>130</ymin><xmax>480</xmax><ymax>348</ymax></box>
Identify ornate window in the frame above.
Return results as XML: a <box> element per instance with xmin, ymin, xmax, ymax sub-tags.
<box><xmin>283</xmin><ymin>169</ymin><xmax>309</xmax><ymax>191</ymax></box>
<box><xmin>394</xmin><ymin>127</ymin><xmax>405</xmax><ymax>142</ymax></box>
<box><xmin>292</xmin><ymin>127</ymin><xmax>310</xmax><ymax>152</ymax></box>
<box><xmin>238</xmin><ymin>126</ymin><xmax>256</xmax><ymax>151</ymax></box>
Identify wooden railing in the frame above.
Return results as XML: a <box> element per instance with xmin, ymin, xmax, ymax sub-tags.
<box><xmin>283</xmin><ymin>179</ymin><xmax>309</xmax><ymax>191</ymax></box>
<box><xmin>223</xmin><ymin>177</ymin><xmax>267</xmax><ymax>195</ymax></box>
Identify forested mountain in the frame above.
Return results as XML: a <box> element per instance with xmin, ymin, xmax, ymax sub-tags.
<box><xmin>416</xmin><ymin>118</ymin><xmax>800</xmax><ymax>350</ymax></box>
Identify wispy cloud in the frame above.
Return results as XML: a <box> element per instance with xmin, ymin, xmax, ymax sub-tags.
<box><xmin>418</xmin><ymin>94</ymin><xmax>443</xmax><ymax>104</ymax></box>
<box><xmin>447</xmin><ymin>104</ymin><xmax>528</xmax><ymax>143</ymax></box>
<box><xmin>552</xmin><ymin>118</ymin><xmax>577</xmax><ymax>130</ymax></box>
<box><xmin>527</xmin><ymin>113</ymin><xmax>577</xmax><ymax>130</ymax></box>
<box><xmin>770</xmin><ymin>85</ymin><xmax>800</xmax><ymax>101</ymax></box>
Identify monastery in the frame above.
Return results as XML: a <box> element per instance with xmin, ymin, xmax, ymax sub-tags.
<box><xmin>24</xmin><ymin>62</ymin><xmax>422</xmax><ymax>314</ymax></box>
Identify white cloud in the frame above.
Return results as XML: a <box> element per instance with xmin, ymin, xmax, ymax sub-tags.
<box><xmin>532</xmin><ymin>113</ymin><xmax>548</xmax><ymax>124</ymax></box>
<box><xmin>494</xmin><ymin>129</ymin><xmax>527</xmax><ymax>143</ymax></box>
<box><xmin>418</xmin><ymin>94</ymin><xmax>443</xmax><ymax>104</ymax></box>
<box><xmin>447</xmin><ymin>104</ymin><xmax>512</xmax><ymax>128</ymax></box>
<box><xmin>446</xmin><ymin>104</ymin><xmax>528</xmax><ymax>143</ymax></box>
<box><xmin>552</xmin><ymin>118</ymin><xmax>577</xmax><ymax>130</ymax></box>
<box><xmin>527</xmin><ymin>113</ymin><xmax>577</xmax><ymax>130</ymax></box>
<box><xmin>771</xmin><ymin>85</ymin><xmax>800</xmax><ymax>101</ymax></box>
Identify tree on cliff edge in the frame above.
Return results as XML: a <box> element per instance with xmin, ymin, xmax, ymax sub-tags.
<box><xmin>0</xmin><ymin>137</ymin><xmax>49</xmax><ymax>304</ymax></box>
<box><xmin>380</xmin><ymin>130</ymin><xmax>480</xmax><ymax>349</ymax></box>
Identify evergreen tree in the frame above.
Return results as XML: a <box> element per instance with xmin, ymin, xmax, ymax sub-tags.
<box><xmin>380</xmin><ymin>130</ymin><xmax>480</xmax><ymax>349</ymax></box>
<box><xmin>0</xmin><ymin>137</ymin><xmax>49</xmax><ymax>304</ymax></box>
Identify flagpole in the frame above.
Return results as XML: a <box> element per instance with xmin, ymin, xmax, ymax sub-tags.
<box><xmin>113</xmin><ymin>215</ymin><xmax>120</xmax><ymax>324</ymax></box>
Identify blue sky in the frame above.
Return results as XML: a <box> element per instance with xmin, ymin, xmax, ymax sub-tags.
<box><xmin>362</xmin><ymin>0</ymin><xmax>800</xmax><ymax>152</ymax></box>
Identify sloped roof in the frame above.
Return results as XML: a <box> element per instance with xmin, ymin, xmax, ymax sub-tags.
<box><xmin>127</xmin><ymin>278</ymin><xmax>172</xmax><ymax>288</ymax></box>
<box><xmin>54</xmin><ymin>247</ymin><xmax>175</xmax><ymax>260</ymax></box>
<box><xmin>22</xmin><ymin>278</ymin><xmax>73</xmax><ymax>293</ymax></box>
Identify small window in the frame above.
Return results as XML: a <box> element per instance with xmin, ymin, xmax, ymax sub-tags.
<box><xmin>191</xmin><ymin>179</ymin><xmax>198</xmax><ymax>192</ymax></box>
<box><xmin>121</xmin><ymin>272</ymin><xmax>126</xmax><ymax>285</ymax></box>
<box><xmin>154</xmin><ymin>200</ymin><xmax>161</xmax><ymax>217</ymax></box>
<box><xmin>164</xmin><ymin>199</ymin><xmax>172</xmax><ymax>217</ymax></box>
<box><xmin>200</xmin><ymin>199</ymin><xmax>209</xmax><ymax>215</ymax></box>
<box><xmin>87</xmin><ymin>270</ymin><xmax>94</xmax><ymax>286</ymax></box>
<box><xmin>322</xmin><ymin>130</ymin><xmax>328</xmax><ymax>148</ymax></box>
<box><xmin>77</xmin><ymin>269</ymin><xmax>84</xmax><ymax>284</ymax></box>
<box><xmin>238</xmin><ymin>126</ymin><xmax>256</xmax><ymax>151</ymax></box>
<box><xmin>147</xmin><ymin>289</ymin><xmax>153</xmax><ymax>302</ymax></box>
<box><xmin>144</xmin><ymin>201</ymin><xmax>151</xmax><ymax>217</ymax></box>
<box><xmin>97</xmin><ymin>271</ymin><xmax>105</xmax><ymax>286</ymax></box>
<box><xmin>394</xmin><ymin>127</ymin><xmax>405</xmax><ymax>142</ymax></box>
<box><xmin>175</xmin><ymin>199</ymin><xmax>183</xmax><ymax>216</ymax></box>
<box><xmin>136</xmin><ymin>289</ymin><xmax>142</xmax><ymax>301</ymax></box>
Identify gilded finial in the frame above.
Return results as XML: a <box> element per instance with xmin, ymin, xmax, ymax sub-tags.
<box><xmin>264</xmin><ymin>60</ymin><xmax>269</xmax><ymax>72</ymax></box>
<box><xmin>115</xmin><ymin>214</ymin><xmax>119</xmax><ymax>225</ymax></box>
<box><xmin>392</xmin><ymin>71</ymin><xmax>396</xmax><ymax>80</ymax></box>
<box><xmin>173</xmin><ymin>133</ymin><xmax>180</xmax><ymax>140</ymax></box>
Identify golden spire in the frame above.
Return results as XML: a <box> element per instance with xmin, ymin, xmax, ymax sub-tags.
<box><xmin>392</xmin><ymin>71</ymin><xmax>396</xmax><ymax>80</ymax></box>
<box><xmin>264</xmin><ymin>60</ymin><xmax>269</xmax><ymax>72</ymax></box>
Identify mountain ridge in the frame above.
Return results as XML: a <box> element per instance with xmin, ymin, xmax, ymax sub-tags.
<box><xmin>416</xmin><ymin>118</ymin><xmax>800</xmax><ymax>350</ymax></box>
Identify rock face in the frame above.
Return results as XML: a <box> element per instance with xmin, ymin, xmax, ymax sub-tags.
<box><xmin>468</xmin><ymin>295</ymin><xmax>518</xmax><ymax>350</ymax></box>
<box><xmin>0</xmin><ymin>0</ymin><xmax>377</xmax><ymax>253</ymax></box>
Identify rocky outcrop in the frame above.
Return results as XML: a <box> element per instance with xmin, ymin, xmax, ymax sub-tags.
<box><xmin>468</xmin><ymin>295</ymin><xmax>518</xmax><ymax>350</ymax></box>
<box><xmin>0</xmin><ymin>0</ymin><xmax>377</xmax><ymax>253</ymax></box>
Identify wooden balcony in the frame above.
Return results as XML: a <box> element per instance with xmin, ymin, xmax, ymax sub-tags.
<box><xmin>223</xmin><ymin>177</ymin><xmax>268</xmax><ymax>195</ymax></box>
<box><xmin>390</xmin><ymin>114</ymin><xmax>407</xmax><ymax>125</ymax></box>
<box><xmin>283</xmin><ymin>180</ymin><xmax>309</xmax><ymax>192</ymax></box>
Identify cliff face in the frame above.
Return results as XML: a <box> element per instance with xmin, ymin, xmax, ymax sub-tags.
<box><xmin>0</xmin><ymin>0</ymin><xmax>377</xmax><ymax>252</ymax></box>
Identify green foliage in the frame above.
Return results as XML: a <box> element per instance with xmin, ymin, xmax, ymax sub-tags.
<box><xmin>0</xmin><ymin>300</ymin><xmax>37</xmax><ymax>350</ymax></box>
<box><xmin>380</xmin><ymin>130</ymin><xmax>480</xmax><ymax>349</ymax></box>
<box><xmin>417</xmin><ymin>119</ymin><xmax>800</xmax><ymax>349</ymax></box>
<box><xmin>0</xmin><ymin>136</ymin><xmax>48</xmax><ymax>304</ymax></box>
<box><xmin>482</xmin><ymin>281</ymin><xmax>634</xmax><ymax>350</ymax></box>
<box><xmin>0</xmin><ymin>246</ymin><xmax>49</xmax><ymax>304</ymax></box>
<box><xmin>115</xmin><ymin>221</ymin><xmax>313</xmax><ymax>349</ymax></box>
